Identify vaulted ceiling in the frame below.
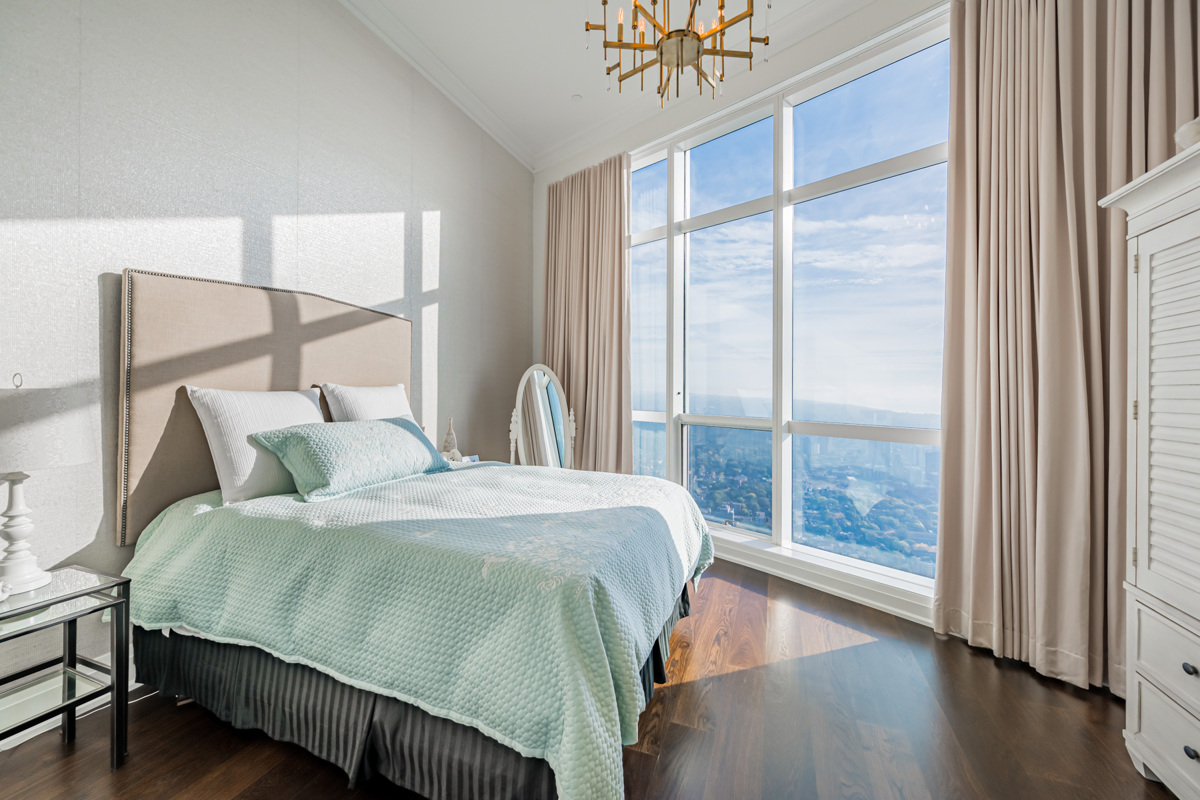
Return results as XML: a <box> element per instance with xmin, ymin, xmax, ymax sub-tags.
<box><xmin>340</xmin><ymin>0</ymin><xmax>874</xmax><ymax>171</ymax></box>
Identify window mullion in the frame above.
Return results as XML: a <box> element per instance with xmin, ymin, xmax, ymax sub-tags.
<box><xmin>785</xmin><ymin>142</ymin><xmax>948</xmax><ymax>207</ymax></box>
<box><xmin>665</xmin><ymin>142</ymin><xmax>686</xmax><ymax>485</ymax></box>
<box><xmin>785</xmin><ymin>420</ymin><xmax>941</xmax><ymax>447</ymax></box>
<box><xmin>771</xmin><ymin>96</ymin><xmax>794</xmax><ymax>550</ymax></box>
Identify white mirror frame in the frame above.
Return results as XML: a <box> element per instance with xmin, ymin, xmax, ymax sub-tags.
<box><xmin>509</xmin><ymin>363</ymin><xmax>576</xmax><ymax>468</ymax></box>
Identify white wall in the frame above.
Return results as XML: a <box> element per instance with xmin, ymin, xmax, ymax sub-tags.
<box><xmin>530</xmin><ymin>0</ymin><xmax>946</xmax><ymax>360</ymax></box>
<box><xmin>0</xmin><ymin>0</ymin><xmax>533</xmax><ymax>669</ymax></box>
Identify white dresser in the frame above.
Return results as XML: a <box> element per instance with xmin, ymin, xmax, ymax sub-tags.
<box><xmin>1103</xmin><ymin>140</ymin><xmax>1200</xmax><ymax>800</ymax></box>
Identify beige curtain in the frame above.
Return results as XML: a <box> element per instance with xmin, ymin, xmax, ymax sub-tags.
<box><xmin>543</xmin><ymin>154</ymin><xmax>633</xmax><ymax>473</ymax></box>
<box><xmin>936</xmin><ymin>0</ymin><xmax>1198</xmax><ymax>692</ymax></box>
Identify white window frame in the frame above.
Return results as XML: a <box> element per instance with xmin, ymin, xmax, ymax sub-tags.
<box><xmin>628</xmin><ymin>7</ymin><xmax>950</xmax><ymax>626</ymax></box>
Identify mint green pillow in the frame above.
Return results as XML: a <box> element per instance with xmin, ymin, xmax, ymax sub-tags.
<box><xmin>252</xmin><ymin>416</ymin><xmax>449</xmax><ymax>501</ymax></box>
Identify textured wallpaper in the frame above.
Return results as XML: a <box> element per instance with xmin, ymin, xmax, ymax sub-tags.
<box><xmin>0</xmin><ymin>0</ymin><xmax>533</xmax><ymax>670</ymax></box>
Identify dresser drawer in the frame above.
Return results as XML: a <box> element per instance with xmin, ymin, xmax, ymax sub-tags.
<box><xmin>1134</xmin><ymin>677</ymin><xmax>1200</xmax><ymax>799</ymax></box>
<box><xmin>1135</xmin><ymin>601</ymin><xmax>1200</xmax><ymax>716</ymax></box>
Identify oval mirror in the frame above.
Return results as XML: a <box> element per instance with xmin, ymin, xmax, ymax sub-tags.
<box><xmin>509</xmin><ymin>364</ymin><xmax>575</xmax><ymax>468</ymax></box>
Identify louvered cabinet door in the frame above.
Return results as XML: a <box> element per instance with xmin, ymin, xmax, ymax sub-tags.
<box><xmin>1136</xmin><ymin>208</ymin><xmax>1200</xmax><ymax>614</ymax></box>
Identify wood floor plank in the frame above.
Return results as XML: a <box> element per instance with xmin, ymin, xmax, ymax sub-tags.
<box><xmin>856</xmin><ymin>721</ymin><xmax>933</xmax><ymax>800</ymax></box>
<box><xmin>621</xmin><ymin>746</ymin><xmax>658</xmax><ymax>800</ymax></box>
<box><xmin>173</xmin><ymin>735</ymin><xmax>289</xmax><ymax>800</ymax></box>
<box><xmin>700</xmin><ymin>666</ymin><xmax>765</xmax><ymax>800</ymax></box>
<box><xmin>2</xmin><ymin>558</ymin><xmax>1172</xmax><ymax>800</ymax></box>
<box><xmin>628</xmin><ymin>683</ymin><xmax>673</xmax><ymax>757</ymax></box>
<box><xmin>668</xmin><ymin>568</ymin><xmax>739</xmax><ymax>731</ymax></box>
<box><xmin>700</xmin><ymin>565</ymin><xmax>768</xmax><ymax>800</ymax></box>
<box><xmin>642</xmin><ymin>722</ymin><xmax>714</xmax><ymax>800</ymax></box>
<box><xmin>230</xmin><ymin>750</ymin><xmax>331</xmax><ymax>800</ymax></box>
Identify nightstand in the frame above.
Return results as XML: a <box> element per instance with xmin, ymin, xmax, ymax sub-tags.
<box><xmin>0</xmin><ymin>566</ymin><xmax>130</xmax><ymax>768</ymax></box>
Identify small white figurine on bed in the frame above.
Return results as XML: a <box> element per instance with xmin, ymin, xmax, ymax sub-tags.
<box><xmin>441</xmin><ymin>418</ymin><xmax>462</xmax><ymax>462</ymax></box>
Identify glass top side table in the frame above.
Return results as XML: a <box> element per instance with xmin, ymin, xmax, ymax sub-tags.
<box><xmin>0</xmin><ymin>565</ymin><xmax>130</xmax><ymax>769</ymax></box>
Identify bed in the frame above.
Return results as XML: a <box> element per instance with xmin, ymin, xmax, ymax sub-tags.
<box><xmin>116</xmin><ymin>270</ymin><xmax>713</xmax><ymax>800</ymax></box>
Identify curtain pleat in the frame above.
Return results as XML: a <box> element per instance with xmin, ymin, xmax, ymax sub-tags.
<box><xmin>936</xmin><ymin>0</ymin><xmax>1198</xmax><ymax>692</ymax></box>
<box><xmin>542</xmin><ymin>154</ymin><xmax>633</xmax><ymax>473</ymax></box>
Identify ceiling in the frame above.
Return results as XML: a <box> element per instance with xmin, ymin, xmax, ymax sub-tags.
<box><xmin>340</xmin><ymin>0</ymin><xmax>873</xmax><ymax>172</ymax></box>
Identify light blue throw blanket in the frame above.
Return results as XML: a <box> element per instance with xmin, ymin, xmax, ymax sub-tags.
<box><xmin>124</xmin><ymin>463</ymin><xmax>713</xmax><ymax>800</ymax></box>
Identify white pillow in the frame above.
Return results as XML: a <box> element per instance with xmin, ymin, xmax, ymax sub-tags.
<box><xmin>320</xmin><ymin>383</ymin><xmax>413</xmax><ymax>422</ymax></box>
<box><xmin>186</xmin><ymin>386</ymin><xmax>324</xmax><ymax>504</ymax></box>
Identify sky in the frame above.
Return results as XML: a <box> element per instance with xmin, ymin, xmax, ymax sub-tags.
<box><xmin>630</xmin><ymin>40</ymin><xmax>950</xmax><ymax>428</ymax></box>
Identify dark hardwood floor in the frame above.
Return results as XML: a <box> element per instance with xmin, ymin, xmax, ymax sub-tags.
<box><xmin>2</xmin><ymin>559</ymin><xmax>1174</xmax><ymax>799</ymax></box>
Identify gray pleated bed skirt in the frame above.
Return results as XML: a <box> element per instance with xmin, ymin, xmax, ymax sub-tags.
<box><xmin>133</xmin><ymin>587</ymin><xmax>689</xmax><ymax>800</ymax></box>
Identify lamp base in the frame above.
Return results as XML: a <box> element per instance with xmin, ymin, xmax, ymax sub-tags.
<box><xmin>1</xmin><ymin>471</ymin><xmax>53</xmax><ymax>595</ymax></box>
<box><xmin>0</xmin><ymin>560</ymin><xmax>52</xmax><ymax>594</ymax></box>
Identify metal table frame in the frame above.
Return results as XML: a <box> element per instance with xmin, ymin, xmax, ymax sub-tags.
<box><xmin>0</xmin><ymin>566</ymin><xmax>130</xmax><ymax>769</ymax></box>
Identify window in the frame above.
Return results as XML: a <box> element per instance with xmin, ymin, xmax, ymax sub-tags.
<box><xmin>631</xmin><ymin>240</ymin><xmax>667</xmax><ymax>413</ymax></box>
<box><xmin>630</xmin><ymin>162</ymin><xmax>669</xmax><ymax>476</ymax></box>
<box><xmin>688</xmin><ymin>426</ymin><xmax>773</xmax><ymax>534</ymax></box>
<box><xmin>792</xmin><ymin>436</ymin><xmax>939</xmax><ymax>576</ymax></box>
<box><xmin>687</xmin><ymin>117</ymin><xmax>773</xmax><ymax>218</ymax></box>
<box><xmin>628</xmin><ymin>30</ymin><xmax>950</xmax><ymax>587</ymax></box>
<box><xmin>631</xmin><ymin>158</ymin><xmax>667</xmax><ymax>234</ymax></box>
<box><xmin>686</xmin><ymin>210</ymin><xmax>773</xmax><ymax>418</ymax></box>
<box><xmin>792</xmin><ymin>164</ymin><xmax>947</xmax><ymax>429</ymax></box>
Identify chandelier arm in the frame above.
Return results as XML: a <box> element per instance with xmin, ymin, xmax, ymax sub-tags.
<box><xmin>659</xmin><ymin>66</ymin><xmax>675</xmax><ymax>96</ymax></box>
<box><xmin>701</xmin><ymin>8</ymin><xmax>753</xmax><ymax>40</ymax></box>
<box><xmin>702</xmin><ymin>48</ymin><xmax>754</xmax><ymax>59</ymax></box>
<box><xmin>619</xmin><ymin>56</ymin><xmax>660</xmax><ymax>83</ymax></box>
<box><xmin>633</xmin><ymin>1</ymin><xmax>666</xmax><ymax>36</ymax></box>
<box><xmin>685</xmin><ymin>0</ymin><xmax>701</xmax><ymax>31</ymax></box>
<box><xmin>601</xmin><ymin>41</ymin><xmax>657</xmax><ymax>52</ymax></box>
<box><xmin>695</xmin><ymin>63</ymin><xmax>716</xmax><ymax>90</ymax></box>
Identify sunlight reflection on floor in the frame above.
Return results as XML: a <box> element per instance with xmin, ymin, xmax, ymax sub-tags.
<box><xmin>667</xmin><ymin>573</ymin><xmax>879</xmax><ymax>681</ymax></box>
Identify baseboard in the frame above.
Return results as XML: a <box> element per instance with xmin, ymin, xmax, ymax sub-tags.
<box><xmin>711</xmin><ymin>530</ymin><xmax>934</xmax><ymax>627</ymax></box>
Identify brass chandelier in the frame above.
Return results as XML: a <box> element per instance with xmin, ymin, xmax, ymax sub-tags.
<box><xmin>585</xmin><ymin>0</ymin><xmax>770</xmax><ymax>104</ymax></box>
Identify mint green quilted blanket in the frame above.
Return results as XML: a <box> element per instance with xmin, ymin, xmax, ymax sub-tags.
<box><xmin>124</xmin><ymin>463</ymin><xmax>713</xmax><ymax>800</ymax></box>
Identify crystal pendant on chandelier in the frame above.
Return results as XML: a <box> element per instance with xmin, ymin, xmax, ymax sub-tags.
<box><xmin>585</xmin><ymin>0</ymin><xmax>769</xmax><ymax>102</ymax></box>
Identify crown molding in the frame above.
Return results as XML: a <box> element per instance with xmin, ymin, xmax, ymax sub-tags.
<box><xmin>338</xmin><ymin>0</ymin><xmax>536</xmax><ymax>171</ymax></box>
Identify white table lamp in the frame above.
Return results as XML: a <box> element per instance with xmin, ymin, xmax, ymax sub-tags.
<box><xmin>0</xmin><ymin>383</ymin><xmax>95</xmax><ymax>594</ymax></box>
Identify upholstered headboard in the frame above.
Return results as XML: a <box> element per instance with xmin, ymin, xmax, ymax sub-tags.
<box><xmin>117</xmin><ymin>269</ymin><xmax>412</xmax><ymax>546</ymax></box>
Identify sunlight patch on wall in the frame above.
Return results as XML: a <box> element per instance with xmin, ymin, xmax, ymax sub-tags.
<box><xmin>422</xmin><ymin>210</ymin><xmax>440</xmax><ymax>293</ymax></box>
<box><xmin>0</xmin><ymin>216</ymin><xmax>245</xmax><ymax>381</ymax></box>
<box><xmin>421</xmin><ymin>302</ymin><xmax>439</xmax><ymax>434</ymax></box>
<box><xmin>0</xmin><ymin>216</ymin><xmax>245</xmax><ymax>281</ymax></box>
<box><xmin>275</xmin><ymin>212</ymin><xmax>405</xmax><ymax>310</ymax></box>
<box><xmin>420</xmin><ymin>210</ymin><xmax>441</xmax><ymax>434</ymax></box>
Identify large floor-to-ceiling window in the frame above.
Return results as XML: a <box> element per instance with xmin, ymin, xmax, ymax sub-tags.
<box><xmin>629</xmin><ymin>18</ymin><xmax>949</xmax><ymax>608</ymax></box>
